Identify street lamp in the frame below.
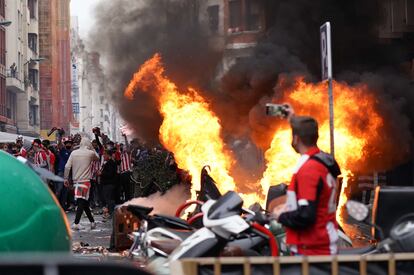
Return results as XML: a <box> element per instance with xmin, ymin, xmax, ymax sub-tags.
<box><xmin>0</xmin><ymin>20</ymin><xmax>12</xmax><ymax>27</ymax></box>
<box><xmin>24</xmin><ymin>57</ymin><xmax>46</xmax><ymax>65</ymax></box>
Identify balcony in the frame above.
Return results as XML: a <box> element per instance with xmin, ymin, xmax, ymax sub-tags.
<box><xmin>6</xmin><ymin>70</ymin><xmax>25</xmax><ymax>93</ymax></box>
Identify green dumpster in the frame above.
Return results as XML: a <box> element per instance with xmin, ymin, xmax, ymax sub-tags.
<box><xmin>0</xmin><ymin>151</ymin><xmax>71</xmax><ymax>252</ymax></box>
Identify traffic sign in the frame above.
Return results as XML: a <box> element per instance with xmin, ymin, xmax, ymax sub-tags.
<box><xmin>320</xmin><ymin>22</ymin><xmax>332</xmax><ymax>81</ymax></box>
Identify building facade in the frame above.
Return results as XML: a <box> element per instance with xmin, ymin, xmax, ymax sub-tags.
<box><xmin>71</xmin><ymin>27</ymin><xmax>121</xmax><ymax>141</ymax></box>
<box><xmin>38</xmin><ymin>0</ymin><xmax>71</xmax><ymax>138</ymax></box>
<box><xmin>199</xmin><ymin>0</ymin><xmax>269</xmax><ymax>79</ymax></box>
<box><xmin>0</xmin><ymin>1</ymin><xmax>9</xmax><ymax>132</ymax></box>
<box><xmin>70</xmin><ymin>16</ymin><xmax>80</xmax><ymax>133</ymax></box>
<box><xmin>5</xmin><ymin>0</ymin><xmax>40</xmax><ymax>136</ymax></box>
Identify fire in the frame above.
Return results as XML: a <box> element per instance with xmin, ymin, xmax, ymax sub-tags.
<box><xmin>124</xmin><ymin>54</ymin><xmax>236</xmax><ymax>199</ymax></box>
<box><xmin>124</xmin><ymin>55</ymin><xmax>384</xmax><ymax>220</ymax></box>
<box><xmin>260</xmin><ymin>77</ymin><xmax>383</xmax><ymax>223</ymax></box>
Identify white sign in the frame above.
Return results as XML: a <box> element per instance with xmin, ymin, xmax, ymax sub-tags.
<box><xmin>320</xmin><ymin>22</ymin><xmax>332</xmax><ymax>81</ymax></box>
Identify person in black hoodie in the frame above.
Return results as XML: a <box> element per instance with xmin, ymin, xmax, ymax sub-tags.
<box><xmin>100</xmin><ymin>149</ymin><xmax>118</xmax><ymax>217</ymax></box>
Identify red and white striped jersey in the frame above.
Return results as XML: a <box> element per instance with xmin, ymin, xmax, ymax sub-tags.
<box><xmin>19</xmin><ymin>147</ymin><xmax>27</xmax><ymax>158</ymax></box>
<box><xmin>90</xmin><ymin>159</ymin><xmax>101</xmax><ymax>180</ymax></box>
<box><xmin>34</xmin><ymin>151</ymin><xmax>48</xmax><ymax>168</ymax></box>
<box><xmin>120</xmin><ymin>151</ymin><xmax>132</xmax><ymax>173</ymax></box>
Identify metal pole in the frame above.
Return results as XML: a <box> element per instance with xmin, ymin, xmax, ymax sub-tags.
<box><xmin>328</xmin><ymin>78</ymin><xmax>335</xmax><ymax>157</ymax></box>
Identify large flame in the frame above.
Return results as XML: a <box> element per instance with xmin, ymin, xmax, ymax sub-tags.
<box><xmin>124</xmin><ymin>54</ymin><xmax>236</xmax><ymax>199</ymax></box>
<box><xmin>124</xmin><ymin>54</ymin><xmax>384</xmax><ymax>220</ymax></box>
<box><xmin>260</xmin><ymin>77</ymin><xmax>383</xmax><ymax>223</ymax></box>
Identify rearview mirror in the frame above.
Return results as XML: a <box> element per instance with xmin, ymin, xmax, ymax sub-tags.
<box><xmin>346</xmin><ymin>200</ymin><xmax>369</xmax><ymax>222</ymax></box>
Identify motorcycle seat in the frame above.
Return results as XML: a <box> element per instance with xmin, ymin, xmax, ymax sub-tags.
<box><xmin>153</xmin><ymin>214</ymin><xmax>192</xmax><ymax>229</ymax></box>
<box><xmin>127</xmin><ymin>205</ymin><xmax>154</xmax><ymax>219</ymax></box>
<box><xmin>151</xmin><ymin>239</ymin><xmax>181</xmax><ymax>255</ymax></box>
<box><xmin>338</xmin><ymin>245</ymin><xmax>376</xmax><ymax>255</ymax></box>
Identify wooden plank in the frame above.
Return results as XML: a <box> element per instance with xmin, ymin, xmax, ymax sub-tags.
<box><xmin>182</xmin><ymin>253</ymin><xmax>414</xmax><ymax>266</ymax></box>
<box><xmin>331</xmin><ymin>256</ymin><xmax>338</xmax><ymax>275</ymax></box>
<box><xmin>214</xmin><ymin>258</ymin><xmax>221</xmax><ymax>275</ymax></box>
<box><xmin>272</xmin><ymin>258</ymin><xmax>280</xmax><ymax>275</ymax></box>
<box><xmin>359</xmin><ymin>256</ymin><xmax>367</xmax><ymax>275</ymax></box>
<box><xmin>243</xmin><ymin>258</ymin><xmax>251</xmax><ymax>275</ymax></box>
<box><xmin>301</xmin><ymin>256</ymin><xmax>309</xmax><ymax>275</ymax></box>
<box><xmin>388</xmin><ymin>254</ymin><xmax>396</xmax><ymax>275</ymax></box>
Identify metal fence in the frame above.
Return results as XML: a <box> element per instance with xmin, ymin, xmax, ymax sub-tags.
<box><xmin>171</xmin><ymin>253</ymin><xmax>414</xmax><ymax>275</ymax></box>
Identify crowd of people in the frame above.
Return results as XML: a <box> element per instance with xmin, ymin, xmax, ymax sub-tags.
<box><xmin>0</xmin><ymin>127</ymin><xmax>150</xmax><ymax>230</ymax></box>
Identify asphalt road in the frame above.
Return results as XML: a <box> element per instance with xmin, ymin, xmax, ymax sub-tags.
<box><xmin>67</xmin><ymin>211</ymin><xmax>113</xmax><ymax>248</ymax></box>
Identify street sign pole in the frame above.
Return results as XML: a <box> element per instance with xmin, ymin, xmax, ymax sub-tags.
<box><xmin>320</xmin><ymin>22</ymin><xmax>334</xmax><ymax>157</ymax></box>
<box><xmin>328</xmin><ymin>76</ymin><xmax>334</xmax><ymax>157</ymax></box>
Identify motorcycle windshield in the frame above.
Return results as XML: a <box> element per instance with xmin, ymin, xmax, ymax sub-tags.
<box><xmin>207</xmin><ymin>191</ymin><xmax>243</xmax><ymax>220</ymax></box>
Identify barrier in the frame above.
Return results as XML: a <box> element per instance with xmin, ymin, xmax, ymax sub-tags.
<box><xmin>171</xmin><ymin>253</ymin><xmax>414</xmax><ymax>275</ymax></box>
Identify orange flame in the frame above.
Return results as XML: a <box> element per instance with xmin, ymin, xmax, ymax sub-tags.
<box><xmin>124</xmin><ymin>55</ymin><xmax>384</xmax><ymax>218</ymax></box>
<box><xmin>260</xmin><ymin>77</ymin><xmax>383</xmax><ymax>223</ymax></box>
<box><xmin>124</xmin><ymin>54</ymin><xmax>236</xmax><ymax>200</ymax></box>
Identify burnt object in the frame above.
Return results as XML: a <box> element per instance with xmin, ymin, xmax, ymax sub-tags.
<box><xmin>110</xmin><ymin>205</ymin><xmax>140</xmax><ymax>251</ymax></box>
<box><xmin>198</xmin><ymin>165</ymin><xmax>221</xmax><ymax>201</ymax></box>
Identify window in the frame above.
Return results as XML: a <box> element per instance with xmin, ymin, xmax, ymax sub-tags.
<box><xmin>229</xmin><ymin>0</ymin><xmax>242</xmax><ymax>29</ymax></box>
<box><xmin>0</xmin><ymin>28</ymin><xmax>5</xmax><ymax>66</ymax></box>
<box><xmin>207</xmin><ymin>5</ymin><xmax>219</xmax><ymax>33</ymax></box>
<box><xmin>246</xmin><ymin>0</ymin><xmax>262</xmax><ymax>31</ymax></box>
<box><xmin>29</xmin><ymin>69</ymin><xmax>38</xmax><ymax>90</ymax></box>
<box><xmin>28</xmin><ymin>33</ymin><xmax>37</xmax><ymax>53</ymax></box>
<box><xmin>100</xmin><ymin>96</ymin><xmax>104</xmax><ymax>104</ymax></box>
<box><xmin>0</xmin><ymin>0</ymin><xmax>4</xmax><ymax>18</ymax></box>
<box><xmin>29</xmin><ymin>103</ymin><xmax>38</xmax><ymax>126</ymax></box>
<box><xmin>6</xmin><ymin>90</ymin><xmax>16</xmax><ymax>120</ymax></box>
<box><xmin>100</xmin><ymin>109</ymin><xmax>103</xmax><ymax>118</ymax></box>
<box><xmin>100</xmin><ymin>122</ymin><xmax>103</xmax><ymax>129</ymax></box>
<box><xmin>28</xmin><ymin>0</ymin><xmax>36</xmax><ymax>19</ymax></box>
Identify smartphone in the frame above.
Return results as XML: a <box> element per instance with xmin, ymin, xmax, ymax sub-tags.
<box><xmin>266</xmin><ymin>103</ymin><xmax>289</xmax><ymax>118</ymax></box>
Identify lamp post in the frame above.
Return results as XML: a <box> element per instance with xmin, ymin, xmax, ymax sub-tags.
<box><xmin>23</xmin><ymin>57</ymin><xmax>46</xmax><ymax>66</ymax></box>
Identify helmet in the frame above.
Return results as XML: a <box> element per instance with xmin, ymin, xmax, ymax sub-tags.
<box><xmin>0</xmin><ymin>151</ymin><xmax>71</xmax><ymax>252</ymax></box>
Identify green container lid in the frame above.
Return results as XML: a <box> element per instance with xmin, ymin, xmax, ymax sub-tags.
<box><xmin>0</xmin><ymin>151</ymin><xmax>71</xmax><ymax>252</ymax></box>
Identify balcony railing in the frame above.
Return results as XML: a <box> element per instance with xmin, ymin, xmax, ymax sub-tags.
<box><xmin>6</xmin><ymin>69</ymin><xmax>20</xmax><ymax>81</ymax></box>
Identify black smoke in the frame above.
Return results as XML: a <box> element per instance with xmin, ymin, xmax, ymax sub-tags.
<box><xmin>209</xmin><ymin>0</ymin><xmax>414</xmax><ymax>172</ymax></box>
<box><xmin>90</xmin><ymin>0</ymin><xmax>222</xmax><ymax>143</ymax></box>
<box><xmin>91</xmin><ymin>0</ymin><xmax>414</xmax><ymax>175</ymax></box>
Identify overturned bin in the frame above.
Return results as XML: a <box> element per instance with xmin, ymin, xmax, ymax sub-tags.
<box><xmin>171</xmin><ymin>253</ymin><xmax>414</xmax><ymax>275</ymax></box>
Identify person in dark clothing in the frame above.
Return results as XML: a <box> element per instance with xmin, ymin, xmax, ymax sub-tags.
<box><xmin>56</xmin><ymin>138</ymin><xmax>73</xmax><ymax>209</ymax></box>
<box><xmin>100</xmin><ymin>150</ymin><xmax>119</xmax><ymax>216</ymax></box>
<box><xmin>74</xmin><ymin>198</ymin><xmax>95</xmax><ymax>225</ymax></box>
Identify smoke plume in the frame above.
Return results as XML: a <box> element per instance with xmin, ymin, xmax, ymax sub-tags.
<box><xmin>91</xmin><ymin>0</ymin><xmax>222</xmax><ymax>143</ymax></box>
<box><xmin>92</xmin><ymin>0</ymin><xmax>414</xmax><ymax>175</ymax></box>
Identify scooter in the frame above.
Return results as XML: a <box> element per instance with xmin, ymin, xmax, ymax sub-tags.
<box><xmin>127</xmin><ymin>166</ymin><xmax>222</xmax><ymax>259</ymax></box>
<box><xmin>343</xmin><ymin>200</ymin><xmax>414</xmax><ymax>255</ymax></box>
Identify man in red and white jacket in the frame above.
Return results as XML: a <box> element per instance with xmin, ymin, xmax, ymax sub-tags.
<box><xmin>119</xmin><ymin>135</ymin><xmax>133</xmax><ymax>201</ymax></box>
<box><xmin>32</xmin><ymin>139</ymin><xmax>48</xmax><ymax>169</ymax></box>
<box><xmin>273</xmin><ymin>109</ymin><xmax>341</xmax><ymax>256</ymax></box>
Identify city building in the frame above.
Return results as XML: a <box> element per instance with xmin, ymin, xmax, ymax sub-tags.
<box><xmin>78</xmin><ymin>52</ymin><xmax>121</xmax><ymax>141</ymax></box>
<box><xmin>0</xmin><ymin>0</ymin><xmax>7</xmax><ymax>132</ymax></box>
<box><xmin>70</xmin><ymin>16</ymin><xmax>80</xmax><ymax>133</ymax></box>
<box><xmin>38</xmin><ymin>0</ymin><xmax>72</xmax><ymax>139</ymax></box>
<box><xmin>71</xmin><ymin>27</ymin><xmax>121</xmax><ymax>141</ymax></box>
<box><xmin>199</xmin><ymin>0</ymin><xmax>272</xmax><ymax>79</ymax></box>
<box><xmin>4</xmin><ymin>0</ymin><xmax>40</xmax><ymax>136</ymax></box>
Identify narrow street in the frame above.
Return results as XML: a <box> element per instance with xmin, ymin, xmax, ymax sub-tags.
<box><xmin>68</xmin><ymin>211</ymin><xmax>114</xmax><ymax>258</ymax></box>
